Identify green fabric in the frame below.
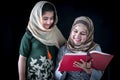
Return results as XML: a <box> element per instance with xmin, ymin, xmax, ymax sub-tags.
<box><xmin>19</xmin><ymin>32</ymin><xmax>58</xmax><ymax>80</ymax></box>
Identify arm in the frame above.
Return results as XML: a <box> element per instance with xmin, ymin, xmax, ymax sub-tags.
<box><xmin>90</xmin><ymin>69</ymin><xmax>103</xmax><ymax>80</ymax></box>
<box><xmin>18</xmin><ymin>55</ymin><xmax>27</xmax><ymax>80</ymax></box>
<box><xmin>55</xmin><ymin>46</ymin><xmax>67</xmax><ymax>80</ymax></box>
<box><xmin>18</xmin><ymin>32</ymin><xmax>32</xmax><ymax>80</ymax></box>
<box><xmin>90</xmin><ymin>44</ymin><xmax>104</xmax><ymax>80</ymax></box>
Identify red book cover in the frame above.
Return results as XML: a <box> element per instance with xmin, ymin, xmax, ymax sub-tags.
<box><xmin>58</xmin><ymin>51</ymin><xmax>114</xmax><ymax>71</ymax></box>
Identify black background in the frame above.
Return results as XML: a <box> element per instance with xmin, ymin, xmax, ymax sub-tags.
<box><xmin>1</xmin><ymin>0</ymin><xmax>120</xmax><ymax>80</ymax></box>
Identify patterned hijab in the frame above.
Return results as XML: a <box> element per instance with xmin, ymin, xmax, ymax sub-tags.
<box><xmin>67</xmin><ymin>16</ymin><xmax>98</xmax><ymax>52</ymax></box>
<box><xmin>27</xmin><ymin>1</ymin><xmax>66</xmax><ymax>48</ymax></box>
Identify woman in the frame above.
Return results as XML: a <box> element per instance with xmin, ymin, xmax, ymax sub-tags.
<box><xmin>18</xmin><ymin>1</ymin><xmax>66</xmax><ymax>80</ymax></box>
<box><xmin>55</xmin><ymin>16</ymin><xmax>103</xmax><ymax>80</ymax></box>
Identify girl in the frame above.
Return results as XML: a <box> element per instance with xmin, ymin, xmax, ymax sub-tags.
<box><xmin>18</xmin><ymin>1</ymin><xmax>66</xmax><ymax>80</ymax></box>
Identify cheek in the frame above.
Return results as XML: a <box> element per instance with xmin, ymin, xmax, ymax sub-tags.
<box><xmin>70</xmin><ymin>32</ymin><xmax>74</xmax><ymax>39</ymax></box>
<box><xmin>81</xmin><ymin>36</ymin><xmax>87</xmax><ymax>42</ymax></box>
<box><xmin>51</xmin><ymin>20</ymin><xmax>54</xmax><ymax>24</ymax></box>
<box><xmin>48</xmin><ymin>20</ymin><xmax>54</xmax><ymax>26</ymax></box>
<box><xmin>42</xmin><ymin>21</ymin><xmax>46</xmax><ymax>25</ymax></box>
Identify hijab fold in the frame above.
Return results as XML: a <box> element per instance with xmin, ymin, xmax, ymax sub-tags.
<box><xmin>27</xmin><ymin>1</ymin><xmax>66</xmax><ymax>48</ymax></box>
<box><xmin>67</xmin><ymin>16</ymin><xmax>98</xmax><ymax>52</ymax></box>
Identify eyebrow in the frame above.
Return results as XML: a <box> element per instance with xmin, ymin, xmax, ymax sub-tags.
<box><xmin>42</xmin><ymin>17</ymin><xmax>53</xmax><ymax>20</ymax></box>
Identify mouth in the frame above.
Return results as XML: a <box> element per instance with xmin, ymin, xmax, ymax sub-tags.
<box><xmin>74</xmin><ymin>38</ymin><xmax>81</xmax><ymax>43</ymax></box>
<box><xmin>44</xmin><ymin>25</ymin><xmax>51</xmax><ymax>29</ymax></box>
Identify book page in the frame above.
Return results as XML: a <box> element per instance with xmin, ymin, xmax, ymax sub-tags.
<box><xmin>90</xmin><ymin>50</ymin><xmax>110</xmax><ymax>55</ymax></box>
<box><xmin>65</xmin><ymin>51</ymin><xmax>87</xmax><ymax>55</ymax></box>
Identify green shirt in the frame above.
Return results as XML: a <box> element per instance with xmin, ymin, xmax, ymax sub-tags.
<box><xmin>19</xmin><ymin>32</ymin><xmax>58</xmax><ymax>80</ymax></box>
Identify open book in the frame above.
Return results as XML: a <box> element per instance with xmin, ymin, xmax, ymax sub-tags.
<box><xmin>58</xmin><ymin>51</ymin><xmax>114</xmax><ymax>71</ymax></box>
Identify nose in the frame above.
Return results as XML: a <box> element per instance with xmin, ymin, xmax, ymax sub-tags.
<box><xmin>75</xmin><ymin>33</ymin><xmax>81</xmax><ymax>38</ymax></box>
<box><xmin>46</xmin><ymin>19</ymin><xmax>51</xmax><ymax>24</ymax></box>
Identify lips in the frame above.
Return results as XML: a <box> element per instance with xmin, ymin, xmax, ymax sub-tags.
<box><xmin>44</xmin><ymin>24</ymin><xmax>51</xmax><ymax>29</ymax></box>
<box><xmin>74</xmin><ymin>38</ymin><xmax>81</xmax><ymax>42</ymax></box>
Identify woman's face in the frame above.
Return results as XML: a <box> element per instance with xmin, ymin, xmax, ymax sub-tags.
<box><xmin>70</xmin><ymin>23</ymin><xmax>88</xmax><ymax>45</ymax></box>
<box><xmin>42</xmin><ymin>11</ymin><xmax>54</xmax><ymax>29</ymax></box>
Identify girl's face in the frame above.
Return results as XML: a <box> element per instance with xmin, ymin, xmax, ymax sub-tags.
<box><xmin>42</xmin><ymin>11</ymin><xmax>54</xmax><ymax>29</ymax></box>
<box><xmin>70</xmin><ymin>23</ymin><xmax>88</xmax><ymax>45</ymax></box>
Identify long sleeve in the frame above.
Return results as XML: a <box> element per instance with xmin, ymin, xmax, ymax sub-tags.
<box><xmin>90</xmin><ymin>69</ymin><xmax>103</xmax><ymax>80</ymax></box>
<box><xmin>90</xmin><ymin>44</ymin><xmax>104</xmax><ymax>80</ymax></box>
<box><xmin>55</xmin><ymin>46</ymin><xmax>67</xmax><ymax>80</ymax></box>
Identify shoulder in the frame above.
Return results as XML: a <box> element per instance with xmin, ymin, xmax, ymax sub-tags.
<box><xmin>58</xmin><ymin>44</ymin><xmax>71</xmax><ymax>55</ymax></box>
<box><xmin>24</xmin><ymin>31</ymin><xmax>33</xmax><ymax>39</ymax></box>
<box><xmin>93</xmin><ymin>44</ymin><xmax>102</xmax><ymax>52</ymax></box>
<box><xmin>22</xmin><ymin>31</ymin><xmax>35</xmax><ymax>42</ymax></box>
<box><xmin>20</xmin><ymin>32</ymin><xmax>34</xmax><ymax>45</ymax></box>
<box><xmin>59</xmin><ymin>45</ymin><xmax>67</xmax><ymax>51</ymax></box>
<box><xmin>57</xmin><ymin>45</ymin><xmax>66</xmax><ymax>55</ymax></box>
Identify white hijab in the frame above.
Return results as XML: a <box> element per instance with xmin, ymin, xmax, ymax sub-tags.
<box><xmin>27</xmin><ymin>1</ymin><xmax>66</xmax><ymax>48</ymax></box>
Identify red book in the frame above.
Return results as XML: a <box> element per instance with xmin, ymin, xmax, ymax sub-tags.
<box><xmin>58</xmin><ymin>51</ymin><xmax>114</xmax><ymax>71</ymax></box>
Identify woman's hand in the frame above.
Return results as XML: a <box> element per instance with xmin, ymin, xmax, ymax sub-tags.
<box><xmin>73</xmin><ymin>59</ymin><xmax>92</xmax><ymax>74</ymax></box>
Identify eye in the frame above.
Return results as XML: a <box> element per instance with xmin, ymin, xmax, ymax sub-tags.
<box><xmin>43</xmin><ymin>17</ymin><xmax>48</xmax><ymax>20</ymax></box>
<box><xmin>80</xmin><ymin>32</ymin><xmax>87</xmax><ymax>35</ymax></box>
<box><xmin>50</xmin><ymin>17</ymin><xmax>54</xmax><ymax>20</ymax></box>
<box><xmin>73</xmin><ymin>29</ymin><xmax>78</xmax><ymax>33</ymax></box>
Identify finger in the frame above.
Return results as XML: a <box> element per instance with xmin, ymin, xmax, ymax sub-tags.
<box><xmin>73</xmin><ymin>62</ymin><xmax>82</xmax><ymax>68</ymax></box>
<box><xmin>80</xmin><ymin>59</ymin><xmax>85</xmax><ymax>63</ymax></box>
<box><xmin>73</xmin><ymin>61</ymin><xmax>81</xmax><ymax>65</ymax></box>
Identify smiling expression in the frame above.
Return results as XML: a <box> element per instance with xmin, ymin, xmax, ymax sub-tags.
<box><xmin>70</xmin><ymin>23</ymin><xmax>88</xmax><ymax>45</ymax></box>
<box><xmin>41</xmin><ymin>11</ymin><xmax>54</xmax><ymax>29</ymax></box>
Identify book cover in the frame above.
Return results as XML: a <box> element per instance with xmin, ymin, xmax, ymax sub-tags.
<box><xmin>58</xmin><ymin>51</ymin><xmax>114</xmax><ymax>71</ymax></box>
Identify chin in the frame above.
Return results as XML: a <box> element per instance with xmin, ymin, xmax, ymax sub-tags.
<box><xmin>44</xmin><ymin>27</ymin><xmax>50</xmax><ymax>29</ymax></box>
<box><xmin>74</xmin><ymin>42</ymin><xmax>80</xmax><ymax>45</ymax></box>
